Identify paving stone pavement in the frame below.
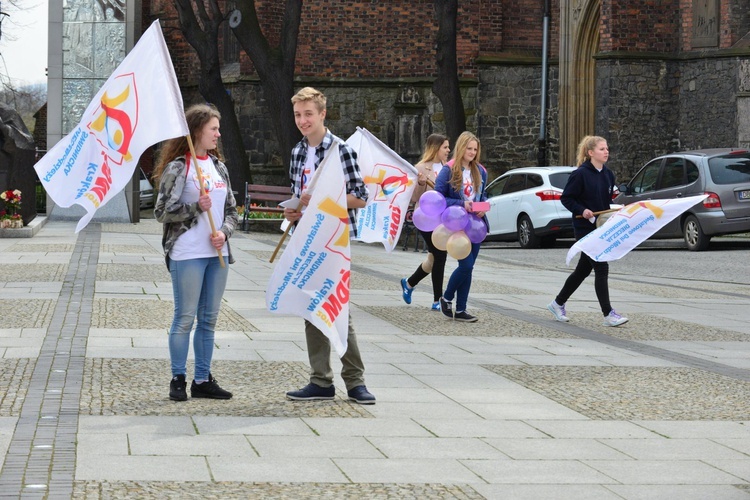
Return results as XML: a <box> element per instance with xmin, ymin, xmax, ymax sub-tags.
<box><xmin>0</xmin><ymin>219</ymin><xmax>748</xmax><ymax>499</ymax></box>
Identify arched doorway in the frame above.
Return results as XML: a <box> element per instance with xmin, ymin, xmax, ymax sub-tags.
<box><xmin>559</xmin><ymin>0</ymin><xmax>601</xmax><ymax>164</ymax></box>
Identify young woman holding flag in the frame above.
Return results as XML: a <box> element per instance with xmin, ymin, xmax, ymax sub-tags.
<box><xmin>547</xmin><ymin>135</ymin><xmax>628</xmax><ymax>327</ymax></box>
<box><xmin>400</xmin><ymin>133</ymin><xmax>451</xmax><ymax>311</ymax></box>
<box><xmin>154</xmin><ymin>104</ymin><xmax>238</xmax><ymax>402</ymax></box>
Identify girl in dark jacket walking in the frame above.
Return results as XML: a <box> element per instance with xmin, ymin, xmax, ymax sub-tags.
<box><xmin>547</xmin><ymin>135</ymin><xmax>628</xmax><ymax>327</ymax></box>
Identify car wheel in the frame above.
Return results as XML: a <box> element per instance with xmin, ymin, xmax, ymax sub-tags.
<box><xmin>517</xmin><ymin>215</ymin><xmax>540</xmax><ymax>249</ymax></box>
<box><xmin>683</xmin><ymin>215</ymin><xmax>710</xmax><ymax>251</ymax></box>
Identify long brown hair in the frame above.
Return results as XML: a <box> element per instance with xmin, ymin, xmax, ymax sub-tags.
<box><xmin>449</xmin><ymin>131</ymin><xmax>481</xmax><ymax>194</ymax></box>
<box><xmin>152</xmin><ymin>104</ymin><xmax>223</xmax><ymax>187</ymax></box>
<box><xmin>576</xmin><ymin>135</ymin><xmax>606</xmax><ymax>166</ymax></box>
<box><xmin>418</xmin><ymin>133</ymin><xmax>449</xmax><ymax>165</ymax></box>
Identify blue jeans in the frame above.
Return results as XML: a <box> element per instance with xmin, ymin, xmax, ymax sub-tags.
<box><xmin>443</xmin><ymin>242</ymin><xmax>481</xmax><ymax>312</ymax></box>
<box><xmin>168</xmin><ymin>257</ymin><xmax>228</xmax><ymax>380</ymax></box>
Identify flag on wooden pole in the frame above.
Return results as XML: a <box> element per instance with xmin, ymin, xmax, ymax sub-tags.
<box><xmin>34</xmin><ymin>20</ymin><xmax>188</xmax><ymax>232</ymax></box>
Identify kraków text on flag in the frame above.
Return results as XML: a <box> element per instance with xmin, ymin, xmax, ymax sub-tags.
<box><xmin>34</xmin><ymin>20</ymin><xmax>188</xmax><ymax>232</ymax></box>
<box><xmin>347</xmin><ymin>127</ymin><xmax>418</xmax><ymax>251</ymax></box>
<box><xmin>265</xmin><ymin>146</ymin><xmax>352</xmax><ymax>357</ymax></box>
<box><xmin>566</xmin><ymin>194</ymin><xmax>709</xmax><ymax>265</ymax></box>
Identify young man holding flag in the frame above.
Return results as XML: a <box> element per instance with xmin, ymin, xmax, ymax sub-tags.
<box><xmin>282</xmin><ymin>87</ymin><xmax>375</xmax><ymax>404</ymax></box>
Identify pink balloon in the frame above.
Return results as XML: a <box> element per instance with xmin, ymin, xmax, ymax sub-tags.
<box><xmin>419</xmin><ymin>191</ymin><xmax>447</xmax><ymax>217</ymax></box>
<box><xmin>465</xmin><ymin>214</ymin><xmax>487</xmax><ymax>243</ymax></box>
<box><xmin>441</xmin><ymin>205</ymin><xmax>469</xmax><ymax>232</ymax></box>
<box><xmin>412</xmin><ymin>207</ymin><xmax>441</xmax><ymax>232</ymax></box>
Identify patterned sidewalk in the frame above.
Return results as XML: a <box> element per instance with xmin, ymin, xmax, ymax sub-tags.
<box><xmin>0</xmin><ymin>219</ymin><xmax>748</xmax><ymax>499</ymax></box>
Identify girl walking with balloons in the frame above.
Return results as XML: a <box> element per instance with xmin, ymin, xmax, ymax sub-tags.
<box><xmin>400</xmin><ymin>134</ymin><xmax>451</xmax><ymax>311</ymax></box>
<box><xmin>434</xmin><ymin>131</ymin><xmax>488</xmax><ymax>322</ymax></box>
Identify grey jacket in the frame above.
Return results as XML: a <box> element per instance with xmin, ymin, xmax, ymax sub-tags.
<box><xmin>154</xmin><ymin>154</ymin><xmax>238</xmax><ymax>265</ymax></box>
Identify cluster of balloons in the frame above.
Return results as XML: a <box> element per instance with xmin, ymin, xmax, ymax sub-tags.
<box><xmin>411</xmin><ymin>190</ymin><xmax>487</xmax><ymax>260</ymax></box>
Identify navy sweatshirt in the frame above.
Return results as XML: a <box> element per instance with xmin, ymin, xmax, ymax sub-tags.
<box><xmin>561</xmin><ymin>160</ymin><xmax>617</xmax><ymax>236</ymax></box>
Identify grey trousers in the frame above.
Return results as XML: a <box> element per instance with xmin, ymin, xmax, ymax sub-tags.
<box><xmin>303</xmin><ymin>315</ymin><xmax>365</xmax><ymax>390</ymax></box>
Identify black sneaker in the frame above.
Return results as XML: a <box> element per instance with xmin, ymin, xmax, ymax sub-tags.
<box><xmin>439</xmin><ymin>296</ymin><xmax>453</xmax><ymax>319</ymax></box>
<box><xmin>454</xmin><ymin>311</ymin><xmax>478</xmax><ymax>323</ymax></box>
<box><xmin>169</xmin><ymin>374</ymin><xmax>187</xmax><ymax>401</ymax></box>
<box><xmin>286</xmin><ymin>383</ymin><xmax>335</xmax><ymax>401</ymax></box>
<box><xmin>191</xmin><ymin>373</ymin><xmax>233</xmax><ymax>400</ymax></box>
<box><xmin>347</xmin><ymin>385</ymin><xmax>376</xmax><ymax>405</ymax></box>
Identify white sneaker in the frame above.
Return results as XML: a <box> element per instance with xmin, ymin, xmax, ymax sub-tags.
<box><xmin>603</xmin><ymin>309</ymin><xmax>628</xmax><ymax>327</ymax></box>
<box><xmin>547</xmin><ymin>300</ymin><xmax>569</xmax><ymax>322</ymax></box>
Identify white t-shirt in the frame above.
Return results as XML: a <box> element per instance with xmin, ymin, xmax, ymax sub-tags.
<box><xmin>300</xmin><ymin>145</ymin><xmax>317</xmax><ymax>193</ymax></box>
<box><xmin>461</xmin><ymin>168</ymin><xmax>478</xmax><ymax>201</ymax></box>
<box><xmin>169</xmin><ymin>155</ymin><xmax>229</xmax><ymax>261</ymax></box>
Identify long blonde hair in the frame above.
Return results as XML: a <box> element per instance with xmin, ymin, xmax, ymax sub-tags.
<box><xmin>418</xmin><ymin>133</ymin><xmax>449</xmax><ymax>165</ymax></box>
<box><xmin>152</xmin><ymin>104</ymin><xmax>223</xmax><ymax>187</ymax></box>
<box><xmin>576</xmin><ymin>135</ymin><xmax>606</xmax><ymax>166</ymax></box>
<box><xmin>449</xmin><ymin>131</ymin><xmax>481</xmax><ymax>194</ymax></box>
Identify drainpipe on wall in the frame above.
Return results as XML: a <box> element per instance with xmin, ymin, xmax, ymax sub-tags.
<box><xmin>537</xmin><ymin>0</ymin><xmax>551</xmax><ymax>166</ymax></box>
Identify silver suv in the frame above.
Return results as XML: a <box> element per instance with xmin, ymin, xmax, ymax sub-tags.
<box><xmin>614</xmin><ymin>148</ymin><xmax>750</xmax><ymax>251</ymax></box>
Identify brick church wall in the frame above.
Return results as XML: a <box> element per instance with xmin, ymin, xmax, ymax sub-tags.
<box><xmin>142</xmin><ymin>0</ymin><xmax>749</xmax><ymax>182</ymax></box>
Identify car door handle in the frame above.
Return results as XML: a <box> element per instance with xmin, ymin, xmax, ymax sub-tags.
<box><xmin>675</xmin><ymin>193</ymin><xmax>683</xmax><ymax>198</ymax></box>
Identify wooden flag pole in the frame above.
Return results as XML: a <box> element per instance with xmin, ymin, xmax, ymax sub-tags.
<box><xmin>185</xmin><ymin>135</ymin><xmax>225</xmax><ymax>268</ymax></box>
<box><xmin>269</xmin><ymin>201</ymin><xmax>307</xmax><ymax>263</ymax></box>
<box><xmin>575</xmin><ymin>208</ymin><xmax>620</xmax><ymax>219</ymax></box>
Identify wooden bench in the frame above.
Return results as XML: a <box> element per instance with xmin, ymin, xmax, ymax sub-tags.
<box><xmin>241</xmin><ymin>182</ymin><xmax>289</xmax><ymax>230</ymax></box>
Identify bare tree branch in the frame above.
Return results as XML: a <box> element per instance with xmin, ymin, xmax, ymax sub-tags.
<box><xmin>230</xmin><ymin>1</ymin><xmax>302</xmax><ymax>178</ymax></box>
<box><xmin>433</xmin><ymin>0</ymin><xmax>466</xmax><ymax>144</ymax></box>
<box><xmin>172</xmin><ymin>0</ymin><xmax>250</xmax><ymax>189</ymax></box>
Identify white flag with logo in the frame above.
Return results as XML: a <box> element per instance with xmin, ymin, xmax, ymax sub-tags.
<box><xmin>266</xmin><ymin>146</ymin><xmax>352</xmax><ymax>357</ymax></box>
<box><xmin>566</xmin><ymin>195</ymin><xmax>709</xmax><ymax>265</ymax></box>
<box><xmin>347</xmin><ymin>127</ymin><xmax>418</xmax><ymax>251</ymax></box>
<box><xmin>34</xmin><ymin>20</ymin><xmax>188</xmax><ymax>233</ymax></box>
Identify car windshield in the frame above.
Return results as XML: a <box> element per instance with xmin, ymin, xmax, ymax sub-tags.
<box><xmin>708</xmin><ymin>153</ymin><xmax>750</xmax><ymax>185</ymax></box>
<box><xmin>548</xmin><ymin>172</ymin><xmax>571</xmax><ymax>189</ymax></box>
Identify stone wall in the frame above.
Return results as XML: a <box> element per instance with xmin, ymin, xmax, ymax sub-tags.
<box><xmin>184</xmin><ymin>81</ymin><xmax>479</xmax><ymax>186</ymax></box>
<box><xmin>594</xmin><ymin>57</ymin><xmax>680</xmax><ymax>180</ymax></box>
<box><xmin>677</xmin><ymin>57</ymin><xmax>743</xmax><ymax>151</ymax></box>
<box><xmin>477</xmin><ymin>62</ymin><xmax>561</xmax><ymax>178</ymax></box>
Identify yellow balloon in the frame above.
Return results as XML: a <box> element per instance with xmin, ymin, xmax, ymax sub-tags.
<box><xmin>431</xmin><ymin>224</ymin><xmax>452</xmax><ymax>251</ymax></box>
<box><xmin>447</xmin><ymin>231</ymin><xmax>471</xmax><ymax>260</ymax></box>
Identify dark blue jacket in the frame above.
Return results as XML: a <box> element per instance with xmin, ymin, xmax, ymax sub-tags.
<box><xmin>561</xmin><ymin>160</ymin><xmax>617</xmax><ymax>236</ymax></box>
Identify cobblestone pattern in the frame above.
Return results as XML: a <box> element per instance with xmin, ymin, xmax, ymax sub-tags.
<box><xmin>4</xmin><ymin>244</ymin><xmax>75</xmax><ymax>253</ymax></box>
<box><xmin>81</xmin><ymin>359</ymin><xmax>371</xmax><ymax>418</ymax></box>
<box><xmin>610</xmin><ymin>279</ymin><xmax>748</xmax><ymax>300</ymax></box>
<box><xmin>362</xmin><ymin>306</ymin><xmax>574</xmax><ymax>338</ymax></box>
<box><xmin>0</xmin><ymin>299</ymin><xmax>56</xmax><ymax>328</ymax></box>
<box><xmin>96</xmin><ymin>264</ymin><xmax>170</xmax><ymax>282</ymax></box>
<box><xmin>91</xmin><ymin>299</ymin><xmax>258</xmax><ymax>332</ymax></box>
<box><xmin>531</xmin><ymin>311</ymin><xmax>749</xmax><ymax>342</ymax></box>
<box><xmin>0</xmin><ymin>225</ymin><xmax>100</xmax><ymax>497</ymax></box>
<box><xmin>99</xmin><ymin>244</ymin><xmax>160</xmax><ymax>255</ymax></box>
<box><xmin>485</xmin><ymin>366</ymin><xmax>750</xmax><ymax>420</ymax></box>
<box><xmin>0</xmin><ymin>359</ymin><xmax>34</xmax><ymax>416</ymax></box>
<box><xmin>351</xmin><ymin>272</ymin><xmax>401</xmax><ymax>292</ymax></box>
<box><xmin>466</xmin><ymin>279</ymin><xmax>538</xmax><ymax>296</ymax></box>
<box><xmin>71</xmin><ymin>480</ymin><xmax>484</xmax><ymax>499</ymax></box>
<box><xmin>101</xmin><ymin>221</ymin><xmax>163</xmax><ymax>234</ymax></box>
<box><xmin>0</xmin><ymin>264</ymin><xmax>67</xmax><ymax>282</ymax></box>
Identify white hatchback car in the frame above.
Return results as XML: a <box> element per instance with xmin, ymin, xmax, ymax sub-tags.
<box><xmin>484</xmin><ymin>166</ymin><xmax>576</xmax><ymax>248</ymax></box>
